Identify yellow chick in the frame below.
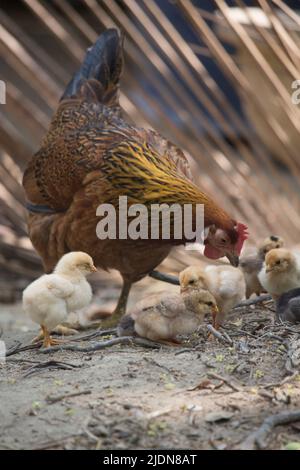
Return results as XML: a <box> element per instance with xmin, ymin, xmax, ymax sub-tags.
<box><xmin>180</xmin><ymin>265</ymin><xmax>245</xmax><ymax>328</ymax></box>
<box><xmin>23</xmin><ymin>252</ymin><xmax>97</xmax><ymax>348</ymax></box>
<box><xmin>258</xmin><ymin>248</ymin><xmax>300</xmax><ymax>299</ymax></box>
<box><xmin>240</xmin><ymin>235</ymin><xmax>284</xmax><ymax>298</ymax></box>
<box><xmin>118</xmin><ymin>289</ymin><xmax>217</xmax><ymax>345</ymax></box>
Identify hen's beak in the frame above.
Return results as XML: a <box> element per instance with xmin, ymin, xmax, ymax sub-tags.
<box><xmin>91</xmin><ymin>265</ymin><xmax>97</xmax><ymax>272</ymax></box>
<box><xmin>225</xmin><ymin>251</ymin><xmax>239</xmax><ymax>267</ymax></box>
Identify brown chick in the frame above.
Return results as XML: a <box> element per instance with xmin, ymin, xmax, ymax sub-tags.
<box><xmin>258</xmin><ymin>248</ymin><xmax>300</xmax><ymax>299</ymax></box>
<box><xmin>240</xmin><ymin>235</ymin><xmax>284</xmax><ymax>298</ymax></box>
<box><xmin>180</xmin><ymin>265</ymin><xmax>245</xmax><ymax>328</ymax></box>
<box><xmin>117</xmin><ymin>289</ymin><xmax>217</xmax><ymax>345</ymax></box>
<box><xmin>22</xmin><ymin>29</ymin><xmax>247</xmax><ymax>327</ymax></box>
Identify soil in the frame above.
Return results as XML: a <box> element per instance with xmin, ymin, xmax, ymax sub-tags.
<box><xmin>1</xmin><ymin>298</ymin><xmax>300</xmax><ymax>451</ymax></box>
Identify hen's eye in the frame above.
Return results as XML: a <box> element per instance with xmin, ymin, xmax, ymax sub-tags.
<box><xmin>220</xmin><ymin>238</ymin><xmax>227</xmax><ymax>244</ymax></box>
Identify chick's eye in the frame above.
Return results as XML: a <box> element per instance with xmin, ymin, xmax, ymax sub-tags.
<box><xmin>189</xmin><ymin>279</ymin><xmax>195</xmax><ymax>285</ymax></box>
<box><xmin>276</xmin><ymin>260</ymin><xmax>281</xmax><ymax>265</ymax></box>
<box><xmin>206</xmin><ymin>301</ymin><xmax>213</xmax><ymax>306</ymax></box>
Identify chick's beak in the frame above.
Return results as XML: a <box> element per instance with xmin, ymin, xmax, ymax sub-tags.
<box><xmin>225</xmin><ymin>251</ymin><xmax>239</xmax><ymax>267</ymax></box>
<box><xmin>91</xmin><ymin>265</ymin><xmax>97</xmax><ymax>272</ymax></box>
<box><xmin>266</xmin><ymin>265</ymin><xmax>273</xmax><ymax>273</ymax></box>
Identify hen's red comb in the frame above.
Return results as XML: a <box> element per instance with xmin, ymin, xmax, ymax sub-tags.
<box><xmin>236</xmin><ymin>222</ymin><xmax>248</xmax><ymax>255</ymax></box>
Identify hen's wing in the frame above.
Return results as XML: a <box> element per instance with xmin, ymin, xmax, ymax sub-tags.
<box><xmin>23</xmin><ymin>29</ymin><xmax>124</xmax><ymax>211</ymax></box>
<box><xmin>46</xmin><ymin>274</ymin><xmax>74</xmax><ymax>299</ymax></box>
<box><xmin>143</xmin><ymin>129</ymin><xmax>193</xmax><ymax>182</ymax></box>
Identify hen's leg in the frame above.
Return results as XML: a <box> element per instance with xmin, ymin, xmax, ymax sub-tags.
<box><xmin>100</xmin><ymin>280</ymin><xmax>132</xmax><ymax>327</ymax></box>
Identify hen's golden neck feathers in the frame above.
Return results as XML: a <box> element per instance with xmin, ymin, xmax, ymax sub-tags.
<box><xmin>101</xmin><ymin>140</ymin><xmax>233</xmax><ymax>230</ymax></box>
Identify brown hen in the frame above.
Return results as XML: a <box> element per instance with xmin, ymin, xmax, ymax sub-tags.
<box><xmin>23</xmin><ymin>29</ymin><xmax>247</xmax><ymax>325</ymax></box>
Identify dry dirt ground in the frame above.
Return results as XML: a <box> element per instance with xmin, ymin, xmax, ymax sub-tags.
<box><xmin>1</xmin><ymin>298</ymin><xmax>300</xmax><ymax>451</ymax></box>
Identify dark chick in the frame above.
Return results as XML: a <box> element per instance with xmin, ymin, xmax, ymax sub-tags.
<box><xmin>276</xmin><ymin>288</ymin><xmax>300</xmax><ymax>323</ymax></box>
<box><xmin>23</xmin><ymin>29</ymin><xmax>247</xmax><ymax>326</ymax></box>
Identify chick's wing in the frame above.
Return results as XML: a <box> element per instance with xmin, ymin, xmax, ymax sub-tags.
<box><xmin>46</xmin><ymin>275</ymin><xmax>75</xmax><ymax>299</ymax></box>
<box><xmin>131</xmin><ymin>292</ymin><xmax>182</xmax><ymax>320</ymax></box>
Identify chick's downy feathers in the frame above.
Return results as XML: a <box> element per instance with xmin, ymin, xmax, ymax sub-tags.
<box><xmin>180</xmin><ymin>264</ymin><xmax>245</xmax><ymax>326</ymax></box>
<box><xmin>22</xmin><ymin>252</ymin><xmax>95</xmax><ymax>343</ymax></box>
<box><xmin>258</xmin><ymin>248</ymin><xmax>300</xmax><ymax>297</ymax></box>
<box><xmin>118</xmin><ymin>289</ymin><xmax>217</xmax><ymax>342</ymax></box>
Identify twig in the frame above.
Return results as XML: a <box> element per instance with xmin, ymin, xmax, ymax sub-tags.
<box><xmin>143</xmin><ymin>356</ymin><xmax>172</xmax><ymax>373</ymax></box>
<box><xmin>174</xmin><ymin>347</ymin><xmax>194</xmax><ymax>355</ymax></box>
<box><xmin>70</xmin><ymin>328</ymin><xmax>117</xmax><ymax>342</ymax></box>
<box><xmin>6</xmin><ymin>342</ymin><xmax>40</xmax><ymax>356</ymax></box>
<box><xmin>264</xmin><ymin>372</ymin><xmax>299</xmax><ymax>389</ymax></box>
<box><xmin>28</xmin><ymin>433</ymin><xmax>82</xmax><ymax>450</ymax></box>
<box><xmin>46</xmin><ymin>389</ymin><xmax>91</xmax><ymax>404</ymax></box>
<box><xmin>7</xmin><ymin>358</ymin><xmax>43</xmax><ymax>364</ymax></box>
<box><xmin>38</xmin><ymin>336</ymin><xmax>163</xmax><ymax>353</ymax></box>
<box><xmin>234</xmin><ymin>294</ymin><xmax>272</xmax><ymax>308</ymax></box>
<box><xmin>22</xmin><ymin>360</ymin><xmax>81</xmax><ymax>378</ymax></box>
<box><xmin>207</xmin><ymin>325</ymin><xmax>233</xmax><ymax>345</ymax></box>
<box><xmin>227</xmin><ymin>326</ymin><xmax>257</xmax><ymax>339</ymax></box>
<box><xmin>207</xmin><ymin>372</ymin><xmax>242</xmax><ymax>392</ymax></box>
<box><xmin>239</xmin><ymin>409</ymin><xmax>300</xmax><ymax>450</ymax></box>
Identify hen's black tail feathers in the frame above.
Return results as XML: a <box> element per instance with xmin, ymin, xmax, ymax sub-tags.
<box><xmin>61</xmin><ymin>28</ymin><xmax>123</xmax><ymax>106</ymax></box>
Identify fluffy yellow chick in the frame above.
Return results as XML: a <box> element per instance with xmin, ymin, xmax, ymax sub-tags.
<box><xmin>23</xmin><ymin>252</ymin><xmax>97</xmax><ymax>348</ymax></box>
<box><xmin>180</xmin><ymin>265</ymin><xmax>245</xmax><ymax>328</ymax></box>
<box><xmin>240</xmin><ymin>235</ymin><xmax>284</xmax><ymax>298</ymax></box>
<box><xmin>118</xmin><ymin>289</ymin><xmax>217</xmax><ymax>344</ymax></box>
<box><xmin>258</xmin><ymin>248</ymin><xmax>300</xmax><ymax>299</ymax></box>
